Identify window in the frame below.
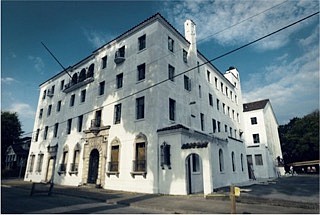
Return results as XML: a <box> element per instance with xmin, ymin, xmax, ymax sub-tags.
<box><xmin>44</xmin><ymin>126</ymin><xmax>48</xmax><ymax>140</ymax></box>
<box><xmin>221</xmin><ymin>83</ymin><xmax>224</xmax><ymax>93</ymax></box>
<box><xmin>212</xmin><ymin>119</ymin><xmax>216</xmax><ymax>133</ymax></box>
<box><xmin>230</xmin><ymin>127</ymin><xmax>233</xmax><ymax>137</ymax></box>
<box><xmin>109</xmin><ymin>145</ymin><xmax>119</xmax><ymax>172</ymax></box>
<box><xmin>183</xmin><ymin>49</ymin><xmax>188</xmax><ymax>63</ymax></box>
<box><xmin>226</xmin><ymin>87</ymin><xmax>228</xmax><ymax>97</ymax></box>
<box><xmin>136</xmin><ymin>96</ymin><xmax>145</xmax><ymax>119</ymax></box>
<box><xmin>70</xmin><ymin>94</ymin><xmax>75</xmax><ymax>107</ymax></box>
<box><xmin>102</xmin><ymin>56</ymin><xmax>107</xmax><ymax>69</ymax></box>
<box><xmin>114</xmin><ymin>104</ymin><xmax>122</xmax><ymax>124</ymax></box>
<box><xmin>253</xmin><ymin>134</ymin><xmax>260</xmax><ymax>143</ymax></box>
<box><xmin>227</xmin><ymin>106</ymin><xmax>230</xmax><ymax>117</ymax></box>
<box><xmin>241</xmin><ymin>154</ymin><xmax>244</xmax><ymax>171</ymax></box>
<box><xmin>235</xmin><ymin>95</ymin><xmax>238</xmax><ymax>104</ymax></box>
<box><xmin>54</xmin><ymin>123</ymin><xmax>59</xmax><ymax>138</ymax></box>
<box><xmin>88</xmin><ymin>63</ymin><xmax>95</xmax><ymax>78</ymax></box>
<box><xmin>215</xmin><ymin>77</ymin><xmax>218</xmax><ymax>89</ymax></box>
<box><xmin>60</xmin><ymin>80</ymin><xmax>65</xmax><ymax>91</ymax></box>
<box><xmin>198</xmin><ymin>85</ymin><xmax>202</xmax><ymax>98</ymax></box>
<box><xmin>47</xmin><ymin>105</ymin><xmax>52</xmax><ymax>116</ymax></box>
<box><xmin>39</xmin><ymin>109</ymin><xmax>43</xmax><ymax>119</ymax></box>
<box><xmin>232</xmin><ymin>110</ymin><xmax>235</xmax><ymax>120</ymax></box>
<box><xmin>80</xmin><ymin>89</ymin><xmax>86</xmax><ymax>103</ymax></box>
<box><xmin>251</xmin><ymin>117</ymin><xmax>257</xmax><ymax>125</ymax></box>
<box><xmin>230</xmin><ymin>91</ymin><xmax>233</xmax><ymax>100</ymax></box>
<box><xmin>67</xmin><ymin>118</ymin><xmax>72</xmax><ymax>134</ymax></box>
<box><xmin>78</xmin><ymin>115</ymin><xmax>83</xmax><ymax>132</ymax></box>
<box><xmin>138</xmin><ymin>34</ymin><xmax>146</xmax><ymax>51</ymax></box>
<box><xmin>116</xmin><ymin>46</ymin><xmax>125</xmax><ymax>58</ymax></box>
<box><xmin>231</xmin><ymin>152</ymin><xmax>236</xmax><ymax>172</ymax></box>
<box><xmin>132</xmin><ymin>133</ymin><xmax>148</xmax><ymax>174</ymax></box>
<box><xmin>168</xmin><ymin>36</ymin><xmax>174</xmax><ymax>52</ymax></box>
<box><xmin>79</xmin><ymin>69</ymin><xmax>86</xmax><ymax>82</ymax></box>
<box><xmin>35</xmin><ymin>129</ymin><xmax>40</xmax><ymax>142</ymax></box>
<box><xmin>255</xmin><ymin>154</ymin><xmax>263</xmax><ymax>165</ymax></box>
<box><xmin>169</xmin><ymin>98</ymin><xmax>176</xmax><ymax>121</ymax></box>
<box><xmin>42</xmin><ymin>90</ymin><xmax>46</xmax><ymax>100</ymax></box>
<box><xmin>137</xmin><ymin>63</ymin><xmax>146</xmax><ymax>81</ymax></box>
<box><xmin>168</xmin><ymin>64</ymin><xmax>175</xmax><ymax>81</ymax></box>
<box><xmin>191</xmin><ymin>154</ymin><xmax>200</xmax><ymax>172</ymax></box>
<box><xmin>184</xmin><ymin>75</ymin><xmax>191</xmax><ymax>91</ymax></box>
<box><xmin>216</xmin><ymin>99</ymin><xmax>220</xmax><ymax>110</ymax></box>
<box><xmin>36</xmin><ymin>153</ymin><xmax>44</xmax><ymax>172</ymax></box>
<box><xmin>71</xmin><ymin>144</ymin><xmax>80</xmax><ymax>173</ymax></box>
<box><xmin>116</xmin><ymin>73</ymin><xmax>123</xmax><ymax>89</ymax></box>
<box><xmin>55</xmin><ymin>101</ymin><xmax>61</xmax><ymax>112</ymax></box>
<box><xmin>200</xmin><ymin>113</ymin><xmax>205</xmax><ymax>131</ymax></box>
<box><xmin>207</xmin><ymin>70</ymin><xmax>211</xmax><ymax>83</ymax></box>
<box><xmin>94</xmin><ymin>110</ymin><xmax>102</xmax><ymax>127</ymax></box>
<box><xmin>237</xmin><ymin>113</ymin><xmax>240</xmax><ymax>123</ymax></box>
<box><xmin>28</xmin><ymin>154</ymin><xmax>35</xmax><ymax>172</ymax></box>
<box><xmin>197</xmin><ymin>61</ymin><xmax>200</xmax><ymax>73</ymax></box>
<box><xmin>99</xmin><ymin>81</ymin><xmax>105</xmax><ymax>96</ymax></box>
<box><xmin>217</xmin><ymin>121</ymin><xmax>221</xmax><ymax>132</ymax></box>
<box><xmin>209</xmin><ymin>93</ymin><xmax>213</xmax><ymax>106</ymax></box>
<box><xmin>225</xmin><ymin>124</ymin><xmax>228</xmax><ymax>132</ymax></box>
<box><xmin>223</xmin><ymin>103</ymin><xmax>226</xmax><ymax>114</ymax></box>
<box><xmin>60</xmin><ymin>146</ymin><xmax>68</xmax><ymax>172</ymax></box>
<box><xmin>219</xmin><ymin>149</ymin><xmax>224</xmax><ymax>172</ymax></box>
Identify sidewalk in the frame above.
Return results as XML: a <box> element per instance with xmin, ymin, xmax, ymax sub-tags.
<box><xmin>2</xmin><ymin>177</ymin><xmax>319</xmax><ymax>214</ymax></box>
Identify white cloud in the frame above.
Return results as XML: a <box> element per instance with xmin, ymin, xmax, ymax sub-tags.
<box><xmin>28</xmin><ymin>56</ymin><xmax>45</xmax><ymax>74</ymax></box>
<box><xmin>1</xmin><ymin>77</ymin><xmax>18</xmax><ymax>84</ymax></box>
<box><xmin>82</xmin><ymin>28</ymin><xmax>114</xmax><ymax>48</ymax></box>
<box><xmin>164</xmin><ymin>0</ymin><xmax>318</xmax><ymax>50</ymax></box>
<box><xmin>8</xmin><ymin>102</ymin><xmax>36</xmax><ymax>119</ymax></box>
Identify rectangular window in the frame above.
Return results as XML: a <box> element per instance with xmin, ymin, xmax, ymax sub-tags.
<box><xmin>136</xmin><ymin>96</ymin><xmax>145</xmax><ymax>119</ymax></box>
<box><xmin>115</xmin><ymin>46</ymin><xmax>125</xmax><ymax>58</ymax></box>
<box><xmin>255</xmin><ymin>154</ymin><xmax>263</xmax><ymax>166</ymax></box>
<box><xmin>192</xmin><ymin>154</ymin><xmax>200</xmax><ymax>172</ymax></box>
<box><xmin>230</xmin><ymin>91</ymin><xmax>233</xmax><ymax>100</ymax></box>
<box><xmin>57</xmin><ymin>100</ymin><xmax>61</xmax><ymax>112</ymax></box>
<box><xmin>225</xmin><ymin>124</ymin><xmax>228</xmax><ymax>132</ymax></box>
<box><xmin>36</xmin><ymin>154</ymin><xmax>44</xmax><ymax>172</ymax></box>
<box><xmin>215</xmin><ymin>77</ymin><xmax>218</xmax><ymax>89</ymax></box>
<box><xmin>47</xmin><ymin>105</ymin><xmax>52</xmax><ymax>116</ymax></box>
<box><xmin>114</xmin><ymin>103</ymin><xmax>122</xmax><ymax>124</ymax></box>
<box><xmin>78</xmin><ymin>115</ymin><xmax>83</xmax><ymax>132</ymax></box>
<box><xmin>200</xmin><ymin>113</ymin><xmax>205</xmax><ymax>131</ymax></box>
<box><xmin>216</xmin><ymin>99</ymin><xmax>220</xmax><ymax>110</ymax></box>
<box><xmin>168</xmin><ymin>64</ymin><xmax>175</xmax><ymax>81</ymax></box>
<box><xmin>110</xmin><ymin>145</ymin><xmax>120</xmax><ymax>172</ymax></box>
<box><xmin>70</xmin><ymin>94</ymin><xmax>75</xmax><ymax>107</ymax></box>
<box><xmin>42</xmin><ymin>90</ymin><xmax>46</xmax><ymax>100</ymax></box>
<box><xmin>60</xmin><ymin>80</ymin><xmax>65</xmax><ymax>91</ymax></box>
<box><xmin>168</xmin><ymin>36</ymin><xmax>174</xmax><ymax>52</ymax></box>
<box><xmin>102</xmin><ymin>56</ymin><xmax>107</xmax><ymax>69</ymax></box>
<box><xmin>99</xmin><ymin>81</ymin><xmax>105</xmax><ymax>96</ymax></box>
<box><xmin>138</xmin><ymin>34</ymin><xmax>146</xmax><ymax>51</ymax></box>
<box><xmin>235</xmin><ymin>95</ymin><xmax>238</xmax><ymax>104</ymax></box>
<box><xmin>44</xmin><ymin>126</ymin><xmax>48</xmax><ymax>140</ymax></box>
<box><xmin>184</xmin><ymin>75</ymin><xmax>191</xmax><ymax>91</ymax></box>
<box><xmin>137</xmin><ymin>63</ymin><xmax>146</xmax><ymax>81</ymax></box>
<box><xmin>230</xmin><ymin>127</ymin><xmax>233</xmax><ymax>137</ymax></box>
<box><xmin>221</xmin><ymin>83</ymin><xmax>224</xmax><ymax>93</ymax></box>
<box><xmin>212</xmin><ymin>119</ymin><xmax>216</xmax><ymax>133</ymax></box>
<box><xmin>116</xmin><ymin>73</ymin><xmax>123</xmax><ymax>89</ymax></box>
<box><xmin>223</xmin><ymin>103</ymin><xmax>226</xmax><ymax>114</ymax></box>
<box><xmin>197</xmin><ymin>61</ymin><xmax>200</xmax><ymax>73</ymax></box>
<box><xmin>51</xmin><ymin>85</ymin><xmax>55</xmax><ymax>96</ymax></box>
<box><xmin>199</xmin><ymin>85</ymin><xmax>202</xmax><ymax>98</ymax></box>
<box><xmin>80</xmin><ymin>89</ymin><xmax>86</xmax><ymax>103</ymax></box>
<box><xmin>253</xmin><ymin>134</ymin><xmax>260</xmax><ymax>143</ymax></box>
<box><xmin>135</xmin><ymin>142</ymin><xmax>146</xmax><ymax>172</ymax></box>
<box><xmin>237</xmin><ymin>113</ymin><xmax>240</xmax><ymax>123</ymax></box>
<box><xmin>227</xmin><ymin>106</ymin><xmax>230</xmax><ymax>117</ymax></box>
<box><xmin>169</xmin><ymin>98</ymin><xmax>176</xmax><ymax>121</ymax></box>
<box><xmin>54</xmin><ymin>123</ymin><xmax>59</xmax><ymax>138</ymax></box>
<box><xmin>207</xmin><ymin>70</ymin><xmax>211</xmax><ymax>83</ymax></box>
<box><xmin>39</xmin><ymin>109</ymin><xmax>43</xmax><ymax>119</ymax></box>
<box><xmin>232</xmin><ymin>110</ymin><xmax>235</xmax><ymax>120</ymax></box>
<box><xmin>183</xmin><ymin>49</ymin><xmax>188</xmax><ymax>63</ymax></box>
<box><xmin>35</xmin><ymin>129</ymin><xmax>40</xmax><ymax>142</ymax></box>
<box><xmin>67</xmin><ymin>118</ymin><xmax>72</xmax><ymax>134</ymax></box>
<box><xmin>251</xmin><ymin>117</ymin><xmax>257</xmax><ymax>125</ymax></box>
<box><xmin>217</xmin><ymin>121</ymin><xmax>221</xmax><ymax>132</ymax></box>
<box><xmin>226</xmin><ymin>87</ymin><xmax>228</xmax><ymax>97</ymax></box>
<box><xmin>209</xmin><ymin>93</ymin><xmax>213</xmax><ymax>106</ymax></box>
<box><xmin>28</xmin><ymin>155</ymin><xmax>35</xmax><ymax>172</ymax></box>
<box><xmin>94</xmin><ymin>110</ymin><xmax>102</xmax><ymax>127</ymax></box>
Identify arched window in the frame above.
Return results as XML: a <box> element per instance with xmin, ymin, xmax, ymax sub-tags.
<box><xmin>241</xmin><ymin>153</ymin><xmax>244</xmax><ymax>172</ymax></box>
<box><xmin>72</xmin><ymin>73</ymin><xmax>78</xmax><ymax>85</ymax></box>
<box><xmin>109</xmin><ymin>138</ymin><xmax>121</xmax><ymax>173</ymax></box>
<box><xmin>79</xmin><ymin>68</ymin><xmax>86</xmax><ymax>82</ymax></box>
<box><xmin>87</xmin><ymin>64</ymin><xmax>94</xmax><ymax>78</ymax></box>
<box><xmin>70</xmin><ymin>143</ymin><xmax>81</xmax><ymax>173</ymax></box>
<box><xmin>59</xmin><ymin>145</ymin><xmax>69</xmax><ymax>173</ymax></box>
<box><xmin>231</xmin><ymin>151</ymin><xmax>236</xmax><ymax>172</ymax></box>
<box><xmin>132</xmin><ymin>133</ymin><xmax>147</xmax><ymax>176</ymax></box>
<box><xmin>219</xmin><ymin>149</ymin><xmax>224</xmax><ymax>172</ymax></box>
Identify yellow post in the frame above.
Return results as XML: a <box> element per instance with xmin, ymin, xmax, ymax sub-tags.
<box><xmin>230</xmin><ymin>185</ymin><xmax>236</xmax><ymax>214</ymax></box>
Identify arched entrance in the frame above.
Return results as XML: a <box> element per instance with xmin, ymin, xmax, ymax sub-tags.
<box><xmin>88</xmin><ymin>149</ymin><xmax>99</xmax><ymax>184</ymax></box>
<box><xmin>186</xmin><ymin>153</ymin><xmax>204</xmax><ymax>194</ymax></box>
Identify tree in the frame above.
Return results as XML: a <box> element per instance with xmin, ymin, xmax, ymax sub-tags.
<box><xmin>1</xmin><ymin>111</ymin><xmax>23</xmax><ymax>167</ymax></box>
<box><xmin>279</xmin><ymin>110</ymin><xmax>319</xmax><ymax>164</ymax></box>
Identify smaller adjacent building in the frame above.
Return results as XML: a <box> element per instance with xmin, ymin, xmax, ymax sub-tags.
<box><xmin>4</xmin><ymin>137</ymin><xmax>31</xmax><ymax>178</ymax></box>
<box><xmin>243</xmin><ymin>99</ymin><xmax>285</xmax><ymax>179</ymax></box>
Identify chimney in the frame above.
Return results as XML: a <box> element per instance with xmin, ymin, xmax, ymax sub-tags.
<box><xmin>184</xmin><ymin>19</ymin><xmax>197</xmax><ymax>53</ymax></box>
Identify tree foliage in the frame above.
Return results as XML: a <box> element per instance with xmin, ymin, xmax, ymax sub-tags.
<box><xmin>1</xmin><ymin>111</ymin><xmax>23</xmax><ymax>167</ymax></box>
<box><xmin>279</xmin><ymin>110</ymin><xmax>319</xmax><ymax>163</ymax></box>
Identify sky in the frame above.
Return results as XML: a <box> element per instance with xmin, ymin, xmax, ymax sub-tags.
<box><xmin>1</xmin><ymin>0</ymin><xmax>319</xmax><ymax>136</ymax></box>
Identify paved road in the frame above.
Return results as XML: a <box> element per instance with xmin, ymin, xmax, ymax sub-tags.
<box><xmin>1</xmin><ymin>186</ymin><xmax>164</xmax><ymax>214</ymax></box>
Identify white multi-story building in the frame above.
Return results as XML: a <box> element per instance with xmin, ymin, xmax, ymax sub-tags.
<box><xmin>25</xmin><ymin>13</ymin><xmax>249</xmax><ymax>195</ymax></box>
<box><xmin>243</xmin><ymin>99</ymin><xmax>285</xmax><ymax>179</ymax></box>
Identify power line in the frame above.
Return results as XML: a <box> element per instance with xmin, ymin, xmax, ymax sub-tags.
<box><xmin>21</xmin><ymin>10</ymin><xmax>319</xmax><ymax>137</ymax></box>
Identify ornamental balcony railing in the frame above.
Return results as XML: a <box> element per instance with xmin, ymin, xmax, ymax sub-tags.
<box><xmin>63</xmin><ymin>77</ymin><xmax>94</xmax><ymax>93</ymax></box>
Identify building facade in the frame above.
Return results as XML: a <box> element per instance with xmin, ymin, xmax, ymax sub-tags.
<box><xmin>25</xmin><ymin>13</ymin><xmax>249</xmax><ymax>195</ymax></box>
<box><xmin>243</xmin><ymin>99</ymin><xmax>285</xmax><ymax>179</ymax></box>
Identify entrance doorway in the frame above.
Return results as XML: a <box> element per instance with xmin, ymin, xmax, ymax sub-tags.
<box><xmin>186</xmin><ymin>153</ymin><xmax>203</xmax><ymax>194</ymax></box>
<box><xmin>46</xmin><ymin>158</ymin><xmax>55</xmax><ymax>182</ymax></box>
<box><xmin>88</xmin><ymin>149</ymin><xmax>99</xmax><ymax>184</ymax></box>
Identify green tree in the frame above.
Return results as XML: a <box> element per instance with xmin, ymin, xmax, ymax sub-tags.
<box><xmin>279</xmin><ymin>110</ymin><xmax>319</xmax><ymax>164</ymax></box>
<box><xmin>1</xmin><ymin>111</ymin><xmax>23</xmax><ymax>167</ymax></box>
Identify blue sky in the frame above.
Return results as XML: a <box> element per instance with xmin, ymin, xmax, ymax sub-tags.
<box><xmin>2</xmin><ymin>0</ymin><xmax>319</xmax><ymax>136</ymax></box>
